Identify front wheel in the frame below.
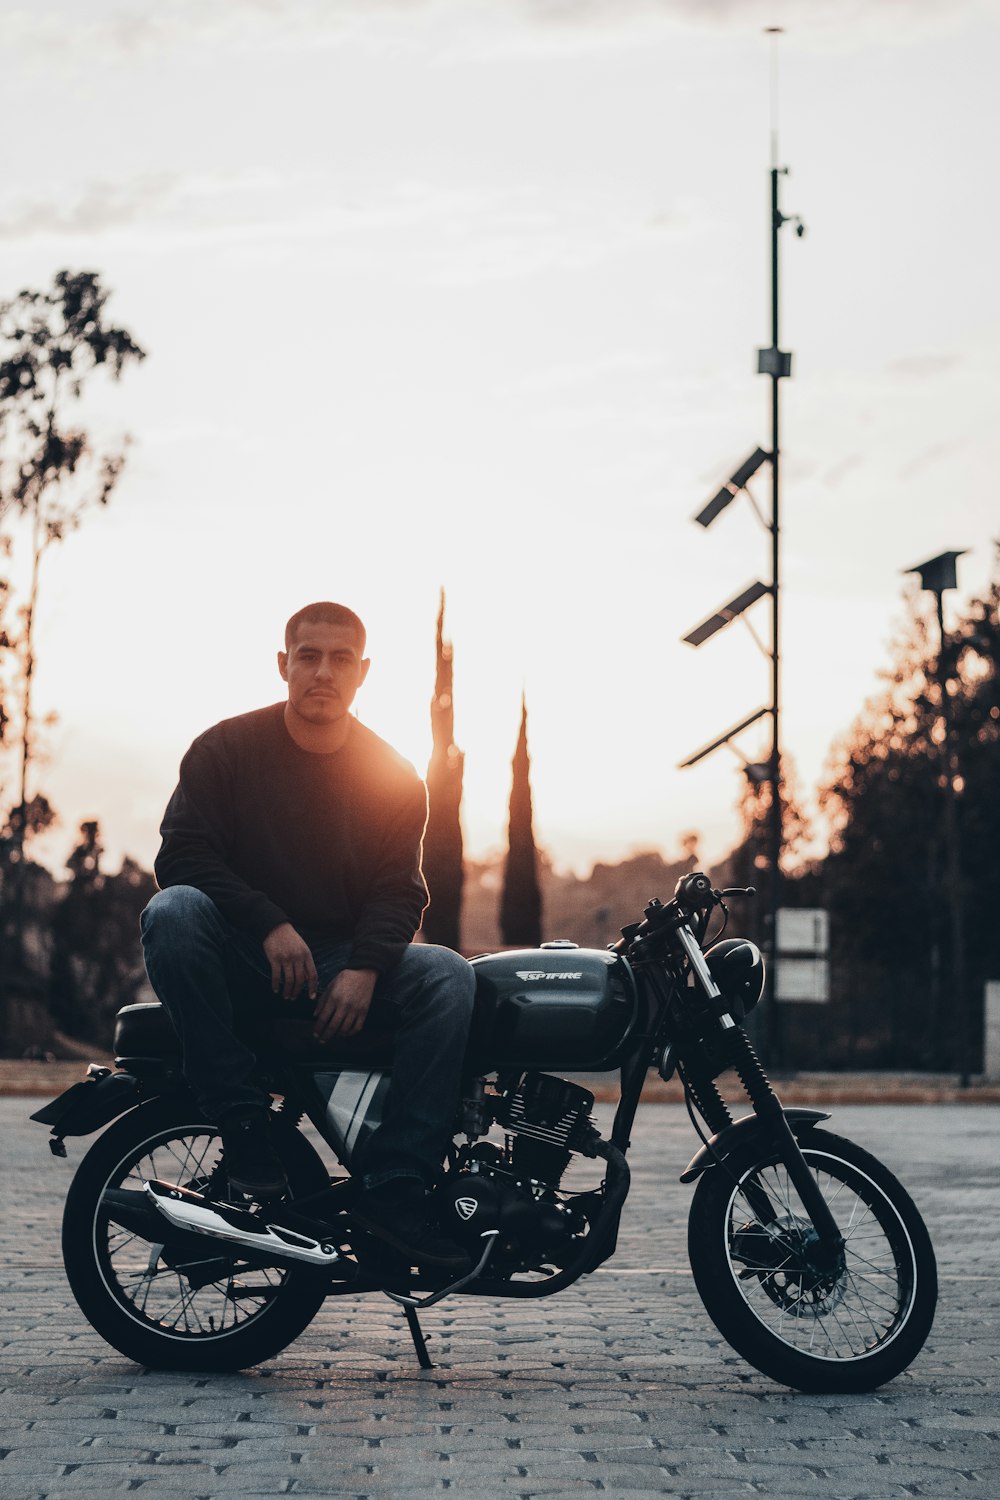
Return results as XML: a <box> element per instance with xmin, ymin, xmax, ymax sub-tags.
<box><xmin>62</xmin><ymin>1095</ymin><xmax>332</xmax><ymax>1371</ymax></box>
<box><xmin>687</xmin><ymin>1128</ymin><xmax>937</xmax><ymax>1392</ymax></box>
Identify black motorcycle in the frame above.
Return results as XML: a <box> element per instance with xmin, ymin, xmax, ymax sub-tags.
<box><xmin>32</xmin><ymin>872</ymin><xmax>937</xmax><ymax>1392</ymax></box>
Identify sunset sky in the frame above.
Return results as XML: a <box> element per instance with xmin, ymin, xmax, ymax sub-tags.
<box><xmin>1</xmin><ymin>0</ymin><xmax>998</xmax><ymax>883</ymax></box>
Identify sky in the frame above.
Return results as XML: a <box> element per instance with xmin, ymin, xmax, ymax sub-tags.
<box><xmin>1</xmin><ymin>0</ymin><xmax>998</xmax><ymax>881</ymax></box>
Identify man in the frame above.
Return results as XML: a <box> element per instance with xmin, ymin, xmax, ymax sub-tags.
<box><xmin>140</xmin><ymin>601</ymin><xmax>476</xmax><ymax>1269</ymax></box>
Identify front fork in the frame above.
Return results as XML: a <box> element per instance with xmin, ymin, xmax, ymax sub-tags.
<box><xmin>675</xmin><ymin>925</ymin><xmax>845</xmax><ymax>1263</ymax></box>
<box><xmin>715</xmin><ymin>1035</ymin><xmax>844</xmax><ymax>1265</ymax></box>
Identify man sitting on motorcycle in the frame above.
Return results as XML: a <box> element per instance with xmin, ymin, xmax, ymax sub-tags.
<box><xmin>139</xmin><ymin>600</ymin><xmax>476</xmax><ymax>1270</ymax></box>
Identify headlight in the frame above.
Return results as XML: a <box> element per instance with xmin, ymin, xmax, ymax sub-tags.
<box><xmin>705</xmin><ymin>939</ymin><xmax>765</xmax><ymax>1019</ymax></box>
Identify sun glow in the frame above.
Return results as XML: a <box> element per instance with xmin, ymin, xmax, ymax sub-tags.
<box><xmin>2</xmin><ymin>2</ymin><xmax>998</xmax><ymax>886</ymax></box>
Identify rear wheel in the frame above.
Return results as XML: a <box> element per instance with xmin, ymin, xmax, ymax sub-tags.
<box><xmin>687</xmin><ymin>1129</ymin><xmax>937</xmax><ymax>1392</ymax></box>
<box><xmin>62</xmin><ymin>1096</ymin><xmax>331</xmax><ymax>1370</ymax></box>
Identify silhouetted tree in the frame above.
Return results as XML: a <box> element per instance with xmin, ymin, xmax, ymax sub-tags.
<box><xmin>422</xmin><ymin>589</ymin><xmax>465</xmax><ymax>950</ymax></box>
<box><xmin>500</xmin><ymin>694</ymin><xmax>543</xmax><ymax>947</ymax></box>
<box><xmin>817</xmin><ymin>557</ymin><xmax>1000</xmax><ymax>1071</ymax></box>
<box><xmin>0</xmin><ymin>270</ymin><xmax>144</xmax><ymax>979</ymax></box>
<box><xmin>720</xmin><ymin>758</ymin><xmax>813</xmax><ymax>947</ymax></box>
<box><xmin>49</xmin><ymin>820</ymin><xmax>155</xmax><ymax>1046</ymax></box>
<box><xmin>0</xmin><ymin>793</ymin><xmax>57</xmax><ymax>1004</ymax></box>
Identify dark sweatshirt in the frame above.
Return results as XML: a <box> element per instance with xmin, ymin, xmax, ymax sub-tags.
<box><xmin>154</xmin><ymin>704</ymin><xmax>429</xmax><ymax>973</ymax></box>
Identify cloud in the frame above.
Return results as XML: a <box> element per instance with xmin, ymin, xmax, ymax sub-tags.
<box><xmin>514</xmin><ymin>0</ymin><xmax>989</xmax><ymax>32</ymax></box>
<box><xmin>821</xmin><ymin>453</ymin><xmax>864</xmax><ymax>489</ymax></box>
<box><xmin>0</xmin><ymin>168</ymin><xmax>680</xmax><ymax>289</ymax></box>
<box><xmin>0</xmin><ymin>174</ymin><xmax>179</xmax><ymax>241</ymax></box>
<box><xmin>886</xmin><ymin>353</ymin><xmax>964</xmax><ymax>380</ymax></box>
<box><xmin>441</xmin><ymin>0</ymin><xmax>995</xmax><ymax>62</ymax></box>
<box><xmin>896</xmin><ymin>439</ymin><xmax>961</xmax><ymax>481</ymax></box>
<box><xmin>507</xmin><ymin>349</ymin><xmax>670</xmax><ymax>396</ymax></box>
<box><xmin>0</xmin><ymin>171</ymin><xmax>435</xmax><ymax>252</ymax></box>
<box><xmin>0</xmin><ymin>169</ymin><xmax>292</xmax><ymax>244</ymax></box>
<box><xmin>0</xmin><ymin>1</ymin><xmax>430</xmax><ymax>65</ymax></box>
<box><xmin>2</xmin><ymin>0</ymin><xmax>989</xmax><ymax>70</ymax></box>
<box><xmin>423</xmin><ymin>215</ymin><xmax>661</xmax><ymax>285</ymax></box>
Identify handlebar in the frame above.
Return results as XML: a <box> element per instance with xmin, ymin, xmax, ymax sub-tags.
<box><xmin>608</xmin><ymin>874</ymin><xmax>756</xmax><ymax>956</ymax></box>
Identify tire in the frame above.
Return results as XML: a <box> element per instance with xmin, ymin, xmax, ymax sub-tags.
<box><xmin>62</xmin><ymin>1095</ymin><xmax>332</xmax><ymax>1371</ymax></box>
<box><xmin>687</xmin><ymin>1128</ymin><xmax>937</xmax><ymax>1393</ymax></box>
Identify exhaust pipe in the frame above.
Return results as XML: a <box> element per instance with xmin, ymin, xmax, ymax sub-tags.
<box><xmin>103</xmin><ymin>1187</ymin><xmax>179</xmax><ymax>1242</ymax></box>
<box><xmin>144</xmin><ymin>1179</ymin><xmax>346</xmax><ymax>1271</ymax></box>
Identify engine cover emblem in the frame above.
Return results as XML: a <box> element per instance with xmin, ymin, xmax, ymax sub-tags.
<box><xmin>455</xmin><ymin>1196</ymin><xmax>479</xmax><ymax>1221</ymax></box>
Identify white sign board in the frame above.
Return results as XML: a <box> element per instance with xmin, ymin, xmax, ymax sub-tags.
<box><xmin>777</xmin><ymin>908</ymin><xmax>829</xmax><ymax>955</ymax></box>
<box><xmin>985</xmin><ymin>981</ymin><xmax>1000</xmax><ymax>1083</ymax></box>
<box><xmin>775</xmin><ymin>957</ymin><xmax>830</xmax><ymax>1004</ymax></box>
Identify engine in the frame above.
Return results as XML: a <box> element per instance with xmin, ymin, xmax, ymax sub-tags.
<box><xmin>436</xmin><ymin>1072</ymin><xmax>600</xmax><ymax>1271</ymax></box>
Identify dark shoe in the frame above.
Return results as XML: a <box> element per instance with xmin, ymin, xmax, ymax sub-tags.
<box><xmin>353</xmin><ymin>1180</ymin><xmax>472</xmax><ymax>1272</ymax></box>
<box><xmin>219</xmin><ymin>1106</ymin><xmax>288</xmax><ymax>1200</ymax></box>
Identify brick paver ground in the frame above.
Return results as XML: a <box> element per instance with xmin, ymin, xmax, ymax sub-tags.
<box><xmin>1</xmin><ymin>1093</ymin><xmax>997</xmax><ymax>1498</ymax></box>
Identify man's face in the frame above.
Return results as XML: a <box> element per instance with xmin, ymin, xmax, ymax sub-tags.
<box><xmin>278</xmin><ymin>622</ymin><xmax>370</xmax><ymax>727</ymax></box>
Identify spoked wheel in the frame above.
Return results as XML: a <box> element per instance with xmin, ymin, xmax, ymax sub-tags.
<box><xmin>688</xmin><ymin>1129</ymin><xmax>937</xmax><ymax>1392</ymax></box>
<box><xmin>62</xmin><ymin>1096</ymin><xmax>331</xmax><ymax>1370</ymax></box>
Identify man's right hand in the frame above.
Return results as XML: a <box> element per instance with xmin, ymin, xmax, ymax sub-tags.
<box><xmin>262</xmin><ymin>923</ymin><xmax>319</xmax><ymax>1000</ymax></box>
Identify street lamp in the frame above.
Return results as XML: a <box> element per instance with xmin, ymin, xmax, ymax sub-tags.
<box><xmin>905</xmin><ymin>549</ymin><xmax>971</xmax><ymax>1086</ymax></box>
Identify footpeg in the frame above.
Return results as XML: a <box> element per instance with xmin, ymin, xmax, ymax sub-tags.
<box><xmin>144</xmin><ymin>1180</ymin><xmax>346</xmax><ymax>1271</ymax></box>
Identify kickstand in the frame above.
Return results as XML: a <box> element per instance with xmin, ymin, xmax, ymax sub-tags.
<box><xmin>403</xmin><ymin>1304</ymin><xmax>433</xmax><ymax>1370</ymax></box>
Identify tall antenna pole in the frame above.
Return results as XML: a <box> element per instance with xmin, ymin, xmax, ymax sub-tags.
<box><xmin>761</xmin><ymin>26</ymin><xmax>797</xmax><ymax>1064</ymax></box>
<box><xmin>680</xmin><ymin>29</ymin><xmax>803</xmax><ymax>1068</ymax></box>
<box><xmin>769</xmin><ymin>24</ymin><xmax>781</xmax><ymax>170</ymax></box>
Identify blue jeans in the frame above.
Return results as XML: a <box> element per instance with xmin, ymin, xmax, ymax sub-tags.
<box><xmin>139</xmin><ymin>886</ymin><xmax>476</xmax><ymax>1189</ymax></box>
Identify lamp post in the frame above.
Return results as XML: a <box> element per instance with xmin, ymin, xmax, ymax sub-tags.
<box><xmin>905</xmin><ymin>550</ymin><xmax>970</xmax><ymax>1087</ymax></box>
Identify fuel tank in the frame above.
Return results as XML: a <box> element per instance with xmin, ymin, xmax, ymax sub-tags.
<box><xmin>468</xmin><ymin>945</ymin><xmax>639</xmax><ymax>1071</ymax></box>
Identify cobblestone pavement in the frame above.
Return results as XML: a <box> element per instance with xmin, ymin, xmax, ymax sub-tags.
<box><xmin>1</xmin><ymin>1095</ymin><xmax>997</xmax><ymax>1499</ymax></box>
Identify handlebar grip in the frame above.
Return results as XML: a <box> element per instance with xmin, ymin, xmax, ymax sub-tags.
<box><xmin>676</xmin><ymin>871</ymin><xmax>714</xmax><ymax>911</ymax></box>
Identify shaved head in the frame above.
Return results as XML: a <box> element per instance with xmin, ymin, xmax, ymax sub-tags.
<box><xmin>284</xmin><ymin>602</ymin><xmax>366</xmax><ymax>654</ymax></box>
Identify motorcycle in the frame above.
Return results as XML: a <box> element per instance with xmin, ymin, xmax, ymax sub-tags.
<box><xmin>31</xmin><ymin>872</ymin><xmax>937</xmax><ymax>1392</ymax></box>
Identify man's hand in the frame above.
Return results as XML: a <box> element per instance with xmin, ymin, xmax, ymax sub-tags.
<box><xmin>262</xmin><ymin>922</ymin><xmax>318</xmax><ymax>1000</ymax></box>
<box><xmin>312</xmin><ymin>968</ymin><xmax>377</xmax><ymax>1042</ymax></box>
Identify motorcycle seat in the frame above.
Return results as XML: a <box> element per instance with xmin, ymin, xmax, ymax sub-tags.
<box><xmin>113</xmin><ymin>1000</ymin><xmax>399</xmax><ymax>1070</ymax></box>
<box><xmin>113</xmin><ymin>988</ymin><xmax>498</xmax><ymax>1075</ymax></box>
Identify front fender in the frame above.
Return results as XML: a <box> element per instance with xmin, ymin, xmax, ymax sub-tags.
<box><xmin>30</xmin><ymin>1068</ymin><xmax>144</xmax><ymax>1155</ymax></box>
<box><xmin>679</xmin><ymin>1107</ymin><xmax>830</xmax><ymax>1183</ymax></box>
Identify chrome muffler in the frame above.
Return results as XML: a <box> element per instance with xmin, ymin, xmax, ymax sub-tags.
<box><xmin>143</xmin><ymin>1179</ymin><xmax>344</xmax><ymax>1270</ymax></box>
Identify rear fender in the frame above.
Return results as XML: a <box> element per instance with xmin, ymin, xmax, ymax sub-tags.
<box><xmin>679</xmin><ymin>1107</ymin><xmax>830</xmax><ymax>1183</ymax></box>
<box><xmin>30</xmin><ymin>1068</ymin><xmax>142</xmax><ymax>1155</ymax></box>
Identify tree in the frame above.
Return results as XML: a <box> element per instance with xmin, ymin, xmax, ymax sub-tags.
<box><xmin>421</xmin><ymin>590</ymin><xmax>465</xmax><ymax>950</ymax></box>
<box><xmin>500</xmin><ymin>694</ymin><xmax>543</xmax><ymax>947</ymax></box>
<box><xmin>0</xmin><ymin>270</ymin><xmax>144</xmax><ymax>972</ymax></box>
<box><xmin>49</xmin><ymin>820</ymin><xmax>156</xmax><ymax>1046</ymax></box>
<box><xmin>816</xmin><ymin>556</ymin><xmax>1000</xmax><ymax>1070</ymax></box>
<box><xmin>716</xmin><ymin>759</ymin><xmax>813</xmax><ymax>943</ymax></box>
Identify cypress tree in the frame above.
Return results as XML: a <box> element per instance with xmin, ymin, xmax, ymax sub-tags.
<box><xmin>500</xmin><ymin>693</ymin><xmax>543</xmax><ymax>947</ymax></box>
<box><xmin>421</xmin><ymin>589</ymin><xmax>465</xmax><ymax>950</ymax></box>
